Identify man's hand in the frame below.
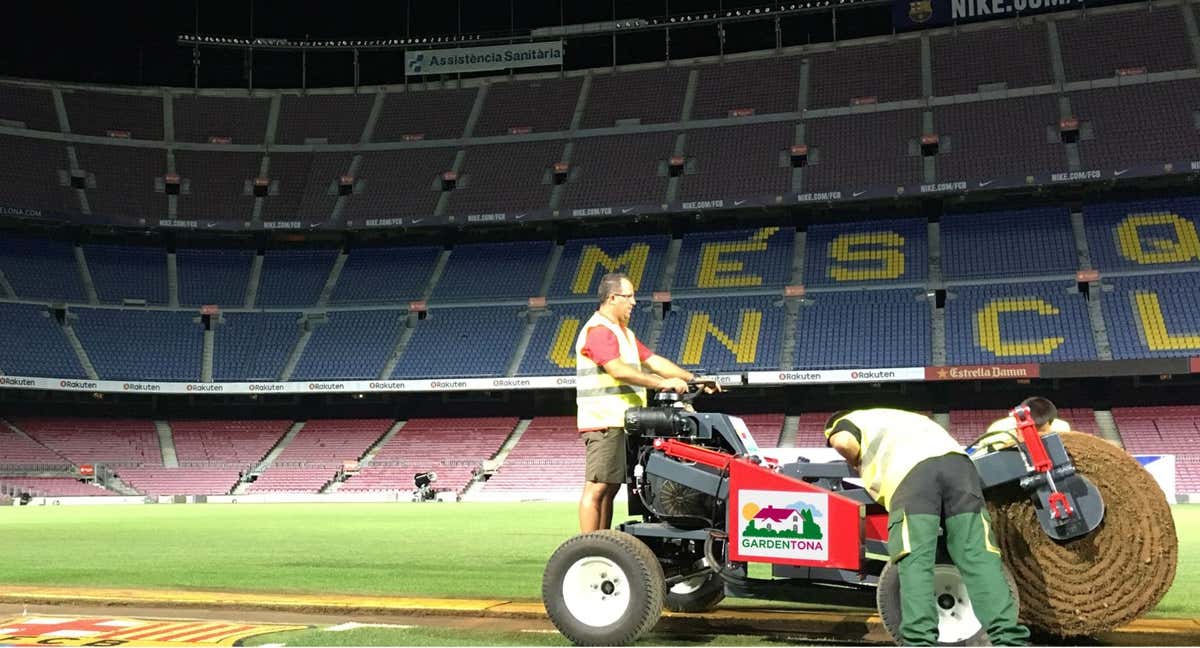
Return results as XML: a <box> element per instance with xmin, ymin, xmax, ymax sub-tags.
<box><xmin>692</xmin><ymin>377</ymin><xmax>723</xmax><ymax>394</ymax></box>
<box><xmin>658</xmin><ymin>377</ymin><xmax>689</xmax><ymax>394</ymax></box>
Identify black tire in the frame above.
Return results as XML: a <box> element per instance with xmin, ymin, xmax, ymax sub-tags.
<box><xmin>877</xmin><ymin>560</ymin><xmax>1019</xmax><ymax>646</ymax></box>
<box><xmin>664</xmin><ymin>570</ymin><xmax>725</xmax><ymax>613</ymax></box>
<box><xmin>542</xmin><ymin>530</ymin><xmax>666</xmax><ymax>646</ymax></box>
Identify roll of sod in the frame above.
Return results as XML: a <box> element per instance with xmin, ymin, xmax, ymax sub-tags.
<box><xmin>988</xmin><ymin>432</ymin><xmax>1177</xmax><ymax>637</ymax></box>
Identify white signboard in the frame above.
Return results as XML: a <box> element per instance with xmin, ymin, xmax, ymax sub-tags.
<box><xmin>406</xmin><ymin>41</ymin><xmax>564</xmax><ymax>76</ymax></box>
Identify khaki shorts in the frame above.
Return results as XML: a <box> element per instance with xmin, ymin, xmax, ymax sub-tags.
<box><xmin>582</xmin><ymin>427</ymin><xmax>627</xmax><ymax>484</ymax></box>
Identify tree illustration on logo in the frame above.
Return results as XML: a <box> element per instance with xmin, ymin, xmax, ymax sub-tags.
<box><xmin>800</xmin><ymin>509</ymin><xmax>823</xmax><ymax>540</ymax></box>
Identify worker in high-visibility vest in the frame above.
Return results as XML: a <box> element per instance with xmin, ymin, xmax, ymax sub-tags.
<box><xmin>575</xmin><ymin>272</ymin><xmax>718</xmax><ymax>533</ymax></box>
<box><xmin>825</xmin><ymin>407</ymin><xmax>1030</xmax><ymax>646</ymax></box>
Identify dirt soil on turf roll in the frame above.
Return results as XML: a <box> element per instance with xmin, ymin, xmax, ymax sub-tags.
<box><xmin>988</xmin><ymin>432</ymin><xmax>1178</xmax><ymax>637</ymax></box>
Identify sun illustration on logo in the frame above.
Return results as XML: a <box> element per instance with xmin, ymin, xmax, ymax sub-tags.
<box><xmin>742</xmin><ymin>502</ymin><xmax>760</xmax><ymax>520</ymax></box>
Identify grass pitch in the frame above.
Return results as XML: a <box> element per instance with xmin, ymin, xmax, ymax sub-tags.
<box><xmin>0</xmin><ymin>502</ymin><xmax>1195</xmax><ymax>617</ymax></box>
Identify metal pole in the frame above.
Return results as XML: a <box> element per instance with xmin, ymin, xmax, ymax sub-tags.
<box><xmin>353</xmin><ymin>48</ymin><xmax>360</xmax><ymax>91</ymax></box>
<box><xmin>775</xmin><ymin>15</ymin><xmax>782</xmax><ymax>50</ymax></box>
<box><xmin>302</xmin><ymin>48</ymin><xmax>307</xmax><ymax>91</ymax></box>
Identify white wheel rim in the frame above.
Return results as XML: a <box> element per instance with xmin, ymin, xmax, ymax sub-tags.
<box><xmin>671</xmin><ymin>575</ymin><xmax>706</xmax><ymax>595</ymax></box>
<box><xmin>933</xmin><ymin>564</ymin><xmax>983</xmax><ymax>644</ymax></box>
<box><xmin>561</xmin><ymin>556</ymin><xmax>632</xmax><ymax>627</ymax></box>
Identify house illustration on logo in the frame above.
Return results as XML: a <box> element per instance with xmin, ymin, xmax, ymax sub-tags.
<box><xmin>744</xmin><ymin>504</ymin><xmax>823</xmax><ymax>540</ymax></box>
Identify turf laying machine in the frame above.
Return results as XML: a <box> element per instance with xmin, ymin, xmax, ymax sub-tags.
<box><xmin>542</xmin><ymin>386</ymin><xmax>1177</xmax><ymax>645</ymax></box>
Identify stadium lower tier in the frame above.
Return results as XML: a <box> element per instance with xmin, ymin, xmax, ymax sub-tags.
<box><xmin>0</xmin><ymin>411</ymin><xmax>1191</xmax><ymax>498</ymax></box>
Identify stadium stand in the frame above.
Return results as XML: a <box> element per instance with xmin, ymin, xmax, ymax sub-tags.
<box><xmin>0</xmin><ymin>83</ymin><xmax>58</xmax><ymax>132</ymax></box>
<box><xmin>116</xmin><ymin>467</ymin><xmax>240</xmax><ymax>496</ymax></box>
<box><xmin>806</xmin><ymin>40</ymin><xmax>922</xmax><ymax>109</ymax></box>
<box><xmin>173</xmin><ymin>95</ymin><xmax>269</xmax><ymax>144</ymax></box>
<box><xmin>1101</xmin><ymin>272</ymin><xmax>1200</xmax><ymax>360</ymax></box>
<box><xmin>446</xmin><ymin>140</ymin><xmax>563</xmax><ymax>216</ymax></box>
<box><xmin>171</xmin><ymin>419</ymin><xmax>291</xmax><ymax>465</ymax></box>
<box><xmin>0</xmin><ymin>303</ymin><xmax>87</xmax><ymax>378</ymax></box>
<box><xmin>255</xmin><ymin>249</ymin><xmax>337</xmax><ymax>307</ymax></box>
<box><xmin>940</xmin><ymin>208</ymin><xmax>1077</xmax><ymax>279</ymax></box>
<box><xmin>0</xmin><ymin>477</ymin><xmax>114</xmax><ymax>497</ymax></box>
<box><xmin>803</xmin><ymin>109</ymin><xmax>924</xmax><ymax>191</ymax></box>
<box><xmin>676</xmin><ymin>123</ymin><xmax>794</xmax><ymax>202</ymax></box>
<box><xmin>260</xmin><ymin>152</ymin><xmax>354</xmax><ymax>225</ymax></box>
<box><xmin>516</xmin><ymin>302</ymin><xmax>597</xmax><ymax>377</ymax></box>
<box><xmin>477</xmin><ymin>416</ymin><xmax>582</xmax><ymax>495</ymax></box>
<box><xmin>559</xmin><ymin>133</ymin><xmax>674</xmax><ymax>208</ymax></box>
<box><xmin>581</xmin><ymin>67</ymin><xmax>690</xmax><ymax>128</ymax></box>
<box><xmin>212</xmin><ymin>312</ymin><xmax>303</xmax><ymax>381</ymax></box>
<box><xmin>73</xmin><ymin>143</ymin><xmax>166</xmax><ymax>219</ymax></box>
<box><xmin>1071</xmin><ymin>80</ymin><xmax>1200</xmax><ymax>171</ymax></box>
<box><xmin>173</xmin><ymin>150</ymin><xmax>262</xmax><ymax>223</ymax></box>
<box><xmin>372</xmin><ymin>87</ymin><xmax>478</xmax><ymax>141</ymax></box>
<box><xmin>515</xmin><ymin>301</ymin><xmax>656</xmax><ymax>377</ymax></box>
<box><xmin>430</xmin><ymin>240</ymin><xmax>553</xmax><ymax>301</ymax></box>
<box><xmin>673</xmin><ymin>227</ymin><xmax>794</xmax><ymax>290</ymax></box>
<box><xmin>82</xmin><ymin>244</ymin><xmax>168</xmax><ymax>304</ymax></box>
<box><xmin>738</xmin><ymin>413</ymin><xmax>788</xmax><ymax>448</ymax></box>
<box><xmin>344</xmin><ymin>417</ymin><xmax>514</xmax><ymax>495</ymax></box>
<box><xmin>291</xmin><ymin>310</ymin><xmax>407</xmax><ymax>380</ymax></box>
<box><xmin>547</xmin><ymin>234</ymin><xmax>672</xmax><ymax>298</ymax></box>
<box><xmin>62</xmin><ymin>90</ymin><xmax>163</xmax><ymax>140</ymax></box>
<box><xmin>0</xmin><ymin>134</ymin><xmax>74</xmax><ymax>212</ymax></box>
<box><xmin>803</xmin><ymin>218</ymin><xmax>929</xmax><ymax>287</ymax></box>
<box><xmin>71</xmin><ymin>308</ymin><xmax>203</xmax><ymax>381</ymax></box>
<box><xmin>944</xmin><ymin>281</ymin><xmax>1097</xmax><ymax>364</ymax></box>
<box><xmin>176</xmin><ymin>248</ymin><xmax>253</xmax><ymax>307</ymax></box>
<box><xmin>15</xmin><ymin>417</ymin><xmax>161</xmax><ymax>466</ymax></box>
<box><xmin>793</xmin><ymin>289</ymin><xmax>932</xmax><ymax>369</ymax></box>
<box><xmin>1057</xmin><ymin>7</ymin><xmax>1193</xmax><ymax>82</ymax></box>
<box><xmin>276</xmin><ymin>93</ymin><xmax>373</xmax><ymax>144</ymax></box>
<box><xmin>932</xmin><ymin>95</ymin><xmax>1066</xmax><ymax>180</ymax></box>
<box><xmin>1083</xmin><ymin>197</ymin><xmax>1200</xmax><ymax>272</ymax></box>
<box><xmin>793</xmin><ymin>411</ymin><xmax>835</xmax><ymax>448</ymax></box>
<box><xmin>0</xmin><ymin>237</ymin><xmax>88</xmax><ymax>301</ymax></box>
<box><xmin>472</xmin><ymin>78</ymin><xmax>582</xmax><ymax>137</ymax></box>
<box><xmin>930</xmin><ymin>24</ymin><xmax>1054</xmax><ymax>96</ymax></box>
<box><xmin>340</xmin><ymin>148</ymin><xmax>458</xmax><ymax>221</ymax></box>
<box><xmin>0</xmin><ymin>420</ymin><xmax>70</xmax><ymax>466</ymax></box>
<box><xmin>691</xmin><ymin>57</ymin><xmax>801</xmax><ymax>119</ymax></box>
<box><xmin>330</xmin><ymin>245</ymin><xmax>442</xmax><ymax>304</ymax></box>
<box><xmin>656</xmin><ymin>295</ymin><xmax>785</xmax><ymax>372</ymax></box>
<box><xmin>392</xmin><ymin>307</ymin><xmax>525</xmax><ymax>378</ymax></box>
<box><xmin>1111</xmin><ymin>406</ymin><xmax>1200</xmax><ymax>494</ymax></box>
<box><xmin>250</xmin><ymin>418</ymin><xmax>391</xmax><ymax>493</ymax></box>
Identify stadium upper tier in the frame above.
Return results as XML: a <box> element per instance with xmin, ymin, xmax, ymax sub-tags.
<box><xmin>0</xmin><ymin>4</ymin><xmax>1197</xmax><ymax>228</ymax></box>
<box><xmin>1</xmin><ymin>196</ymin><xmax>1200</xmax><ymax>380</ymax></box>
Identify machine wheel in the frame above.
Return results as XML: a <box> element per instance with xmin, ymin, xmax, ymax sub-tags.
<box><xmin>542</xmin><ymin>530</ymin><xmax>665</xmax><ymax>646</ymax></box>
<box><xmin>664</xmin><ymin>564</ymin><xmax>725</xmax><ymax>613</ymax></box>
<box><xmin>877</xmin><ymin>560</ymin><xmax>1019</xmax><ymax>646</ymax></box>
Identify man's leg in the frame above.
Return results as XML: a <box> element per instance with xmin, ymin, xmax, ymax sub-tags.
<box><xmin>599</xmin><ymin>482</ymin><xmax>619</xmax><ymax>529</ymax></box>
<box><xmin>888</xmin><ymin>464</ymin><xmax>944</xmax><ymax>646</ymax></box>
<box><xmin>579</xmin><ymin>481</ymin><xmax>608</xmax><ymax>532</ymax></box>
<box><xmin>940</xmin><ymin>456</ymin><xmax>1030</xmax><ymax>646</ymax></box>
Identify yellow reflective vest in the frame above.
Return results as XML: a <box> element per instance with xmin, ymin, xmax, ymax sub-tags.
<box><xmin>973</xmin><ymin>416</ymin><xmax>1072</xmax><ymax>451</ymax></box>
<box><xmin>825</xmin><ymin>409</ymin><xmax>965</xmax><ymax>509</ymax></box>
<box><xmin>575</xmin><ymin>312</ymin><xmax>649</xmax><ymax>430</ymax></box>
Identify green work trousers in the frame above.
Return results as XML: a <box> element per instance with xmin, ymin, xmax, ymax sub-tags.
<box><xmin>887</xmin><ymin>453</ymin><xmax>1030</xmax><ymax>646</ymax></box>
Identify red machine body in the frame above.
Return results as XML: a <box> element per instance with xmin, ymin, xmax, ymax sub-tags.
<box><xmin>656</xmin><ymin>438</ymin><xmax>867</xmax><ymax>571</ymax></box>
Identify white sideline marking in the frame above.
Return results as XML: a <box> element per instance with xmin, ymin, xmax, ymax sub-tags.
<box><xmin>325</xmin><ymin>622</ymin><xmax>418</xmax><ymax>632</ymax></box>
<box><xmin>520</xmin><ymin>630</ymin><xmax>560</xmax><ymax>634</ymax></box>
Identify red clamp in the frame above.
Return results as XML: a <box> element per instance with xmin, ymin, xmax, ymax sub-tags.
<box><xmin>1011</xmin><ymin>405</ymin><xmax>1052</xmax><ymax>472</ymax></box>
<box><xmin>1047</xmin><ymin>491</ymin><xmax>1074</xmax><ymax>519</ymax></box>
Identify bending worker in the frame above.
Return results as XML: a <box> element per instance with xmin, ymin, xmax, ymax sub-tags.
<box><xmin>575</xmin><ymin>272</ymin><xmax>715</xmax><ymax>533</ymax></box>
<box><xmin>971</xmin><ymin>396</ymin><xmax>1070</xmax><ymax>454</ymax></box>
<box><xmin>824</xmin><ymin>408</ymin><xmax>1030</xmax><ymax>646</ymax></box>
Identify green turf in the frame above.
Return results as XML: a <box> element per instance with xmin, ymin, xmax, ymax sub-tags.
<box><xmin>0</xmin><ymin>501</ymin><xmax>1195</xmax><ymax>617</ymax></box>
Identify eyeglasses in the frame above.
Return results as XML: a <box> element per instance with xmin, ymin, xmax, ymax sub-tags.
<box><xmin>613</xmin><ymin>293</ymin><xmax>636</xmax><ymax>301</ymax></box>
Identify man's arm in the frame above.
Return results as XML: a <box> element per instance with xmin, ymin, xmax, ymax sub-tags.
<box><xmin>828</xmin><ymin>430</ymin><xmax>861</xmax><ymax>470</ymax></box>
<box><xmin>602</xmin><ymin>358</ymin><xmax>688</xmax><ymax>393</ymax></box>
